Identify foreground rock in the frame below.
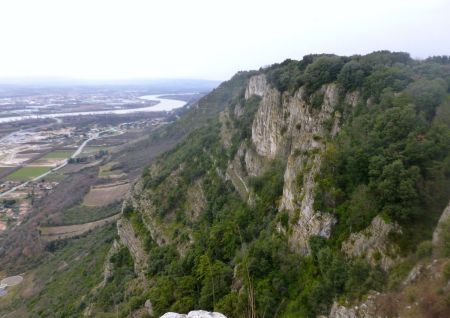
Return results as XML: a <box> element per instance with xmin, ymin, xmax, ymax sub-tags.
<box><xmin>160</xmin><ymin>310</ymin><xmax>227</xmax><ymax>318</ymax></box>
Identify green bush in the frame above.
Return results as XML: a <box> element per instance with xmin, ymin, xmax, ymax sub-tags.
<box><xmin>304</xmin><ymin>56</ymin><xmax>345</xmax><ymax>93</ymax></box>
<box><xmin>338</xmin><ymin>60</ymin><xmax>367</xmax><ymax>91</ymax></box>
<box><xmin>440</xmin><ymin>218</ymin><xmax>450</xmax><ymax>257</ymax></box>
<box><xmin>443</xmin><ymin>262</ymin><xmax>450</xmax><ymax>280</ymax></box>
<box><xmin>416</xmin><ymin>240</ymin><xmax>433</xmax><ymax>258</ymax></box>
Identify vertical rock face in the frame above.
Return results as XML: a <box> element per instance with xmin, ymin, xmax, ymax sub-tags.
<box><xmin>226</xmin><ymin>143</ymin><xmax>250</xmax><ymax>200</ymax></box>
<box><xmin>244</xmin><ymin>146</ymin><xmax>266</xmax><ymax>177</ymax></box>
<box><xmin>433</xmin><ymin>199</ymin><xmax>450</xmax><ymax>249</ymax></box>
<box><xmin>341</xmin><ymin>216</ymin><xmax>402</xmax><ymax>271</ymax></box>
<box><xmin>117</xmin><ymin>217</ymin><xmax>148</xmax><ymax>276</ymax></box>
<box><xmin>245</xmin><ymin>75</ymin><xmax>340</xmax><ymax>252</ymax></box>
<box><xmin>129</xmin><ymin>180</ymin><xmax>171</xmax><ymax>247</ymax></box>
<box><xmin>251</xmin><ymin>85</ymin><xmax>285</xmax><ymax>159</ymax></box>
<box><xmin>185</xmin><ymin>179</ymin><xmax>206</xmax><ymax>221</ymax></box>
<box><xmin>219</xmin><ymin>110</ymin><xmax>234</xmax><ymax>149</ymax></box>
<box><xmin>245</xmin><ymin>74</ymin><xmax>268</xmax><ymax>99</ymax></box>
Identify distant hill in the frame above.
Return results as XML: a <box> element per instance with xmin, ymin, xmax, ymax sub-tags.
<box><xmin>0</xmin><ymin>78</ymin><xmax>222</xmax><ymax>95</ymax></box>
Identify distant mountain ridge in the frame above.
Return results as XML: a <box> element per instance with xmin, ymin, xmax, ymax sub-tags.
<box><xmin>0</xmin><ymin>78</ymin><xmax>221</xmax><ymax>93</ymax></box>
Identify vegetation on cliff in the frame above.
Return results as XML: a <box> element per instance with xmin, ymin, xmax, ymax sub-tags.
<box><xmin>110</xmin><ymin>51</ymin><xmax>450</xmax><ymax>317</ymax></box>
<box><xmin>6</xmin><ymin>52</ymin><xmax>450</xmax><ymax>318</ymax></box>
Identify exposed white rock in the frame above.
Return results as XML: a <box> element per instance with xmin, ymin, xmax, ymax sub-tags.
<box><xmin>160</xmin><ymin>313</ymin><xmax>186</xmax><ymax>318</ymax></box>
<box><xmin>329</xmin><ymin>292</ymin><xmax>379</xmax><ymax>318</ymax></box>
<box><xmin>250</xmin><ymin>85</ymin><xmax>285</xmax><ymax>159</ymax></box>
<box><xmin>244</xmin><ymin>146</ymin><xmax>266</xmax><ymax>177</ymax></box>
<box><xmin>144</xmin><ymin>299</ymin><xmax>154</xmax><ymax>316</ymax></box>
<box><xmin>432</xmin><ymin>199</ymin><xmax>450</xmax><ymax>249</ymax></box>
<box><xmin>329</xmin><ymin>303</ymin><xmax>357</xmax><ymax>318</ymax></box>
<box><xmin>160</xmin><ymin>311</ymin><xmax>227</xmax><ymax>318</ymax></box>
<box><xmin>342</xmin><ymin>216</ymin><xmax>402</xmax><ymax>271</ymax></box>
<box><xmin>187</xmin><ymin>311</ymin><xmax>227</xmax><ymax>318</ymax></box>
<box><xmin>403</xmin><ymin>264</ymin><xmax>424</xmax><ymax>286</ymax></box>
<box><xmin>245</xmin><ymin>74</ymin><xmax>268</xmax><ymax>99</ymax></box>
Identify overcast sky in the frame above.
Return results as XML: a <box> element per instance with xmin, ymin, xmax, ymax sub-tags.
<box><xmin>0</xmin><ymin>0</ymin><xmax>449</xmax><ymax>81</ymax></box>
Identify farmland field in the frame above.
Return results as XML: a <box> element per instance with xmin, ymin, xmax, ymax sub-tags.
<box><xmin>83</xmin><ymin>182</ymin><xmax>130</xmax><ymax>206</ymax></box>
<box><xmin>42</xmin><ymin>150</ymin><xmax>74</xmax><ymax>159</ymax></box>
<box><xmin>5</xmin><ymin>166</ymin><xmax>51</xmax><ymax>181</ymax></box>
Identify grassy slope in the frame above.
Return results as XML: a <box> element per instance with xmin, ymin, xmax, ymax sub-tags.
<box><xmin>0</xmin><ymin>225</ymin><xmax>115</xmax><ymax>317</ymax></box>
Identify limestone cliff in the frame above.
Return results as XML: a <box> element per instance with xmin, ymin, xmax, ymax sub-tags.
<box><xmin>243</xmin><ymin>74</ymin><xmax>341</xmax><ymax>252</ymax></box>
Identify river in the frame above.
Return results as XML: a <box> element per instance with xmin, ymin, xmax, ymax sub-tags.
<box><xmin>0</xmin><ymin>94</ymin><xmax>187</xmax><ymax>124</ymax></box>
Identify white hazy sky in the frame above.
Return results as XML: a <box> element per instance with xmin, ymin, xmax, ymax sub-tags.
<box><xmin>0</xmin><ymin>0</ymin><xmax>449</xmax><ymax>81</ymax></box>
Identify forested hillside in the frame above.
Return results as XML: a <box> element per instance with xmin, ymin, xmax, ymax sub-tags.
<box><xmin>93</xmin><ymin>51</ymin><xmax>450</xmax><ymax>318</ymax></box>
<box><xmin>7</xmin><ymin>51</ymin><xmax>450</xmax><ymax>318</ymax></box>
<box><xmin>107</xmin><ymin>51</ymin><xmax>450</xmax><ymax>318</ymax></box>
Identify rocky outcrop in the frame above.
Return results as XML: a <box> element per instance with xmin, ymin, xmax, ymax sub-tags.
<box><xmin>234</xmin><ymin>102</ymin><xmax>244</xmax><ymax>118</ymax></box>
<box><xmin>329</xmin><ymin>293</ymin><xmax>379</xmax><ymax>318</ymax></box>
<box><xmin>129</xmin><ymin>179</ymin><xmax>173</xmax><ymax>246</ymax></box>
<box><xmin>185</xmin><ymin>179</ymin><xmax>206</xmax><ymax>221</ymax></box>
<box><xmin>219</xmin><ymin>110</ymin><xmax>234</xmax><ymax>149</ymax></box>
<box><xmin>226</xmin><ymin>143</ymin><xmax>250</xmax><ymax>200</ymax></box>
<box><xmin>342</xmin><ymin>216</ymin><xmax>402</xmax><ymax>271</ymax></box>
<box><xmin>432</xmin><ymin>199</ymin><xmax>450</xmax><ymax>251</ymax></box>
<box><xmin>117</xmin><ymin>217</ymin><xmax>148</xmax><ymax>276</ymax></box>
<box><xmin>160</xmin><ymin>311</ymin><xmax>227</xmax><ymax>318</ymax></box>
<box><xmin>245</xmin><ymin>74</ymin><xmax>267</xmax><ymax>99</ymax></box>
<box><xmin>250</xmin><ymin>85</ymin><xmax>285</xmax><ymax>159</ymax></box>
<box><xmin>100</xmin><ymin>239</ymin><xmax>121</xmax><ymax>287</ymax></box>
<box><xmin>145</xmin><ymin>299</ymin><xmax>154</xmax><ymax>317</ymax></box>
<box><xmin>244</xmin><ymin>145</ymin><xmax>267</xmax><ymax>177</ymax></box>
